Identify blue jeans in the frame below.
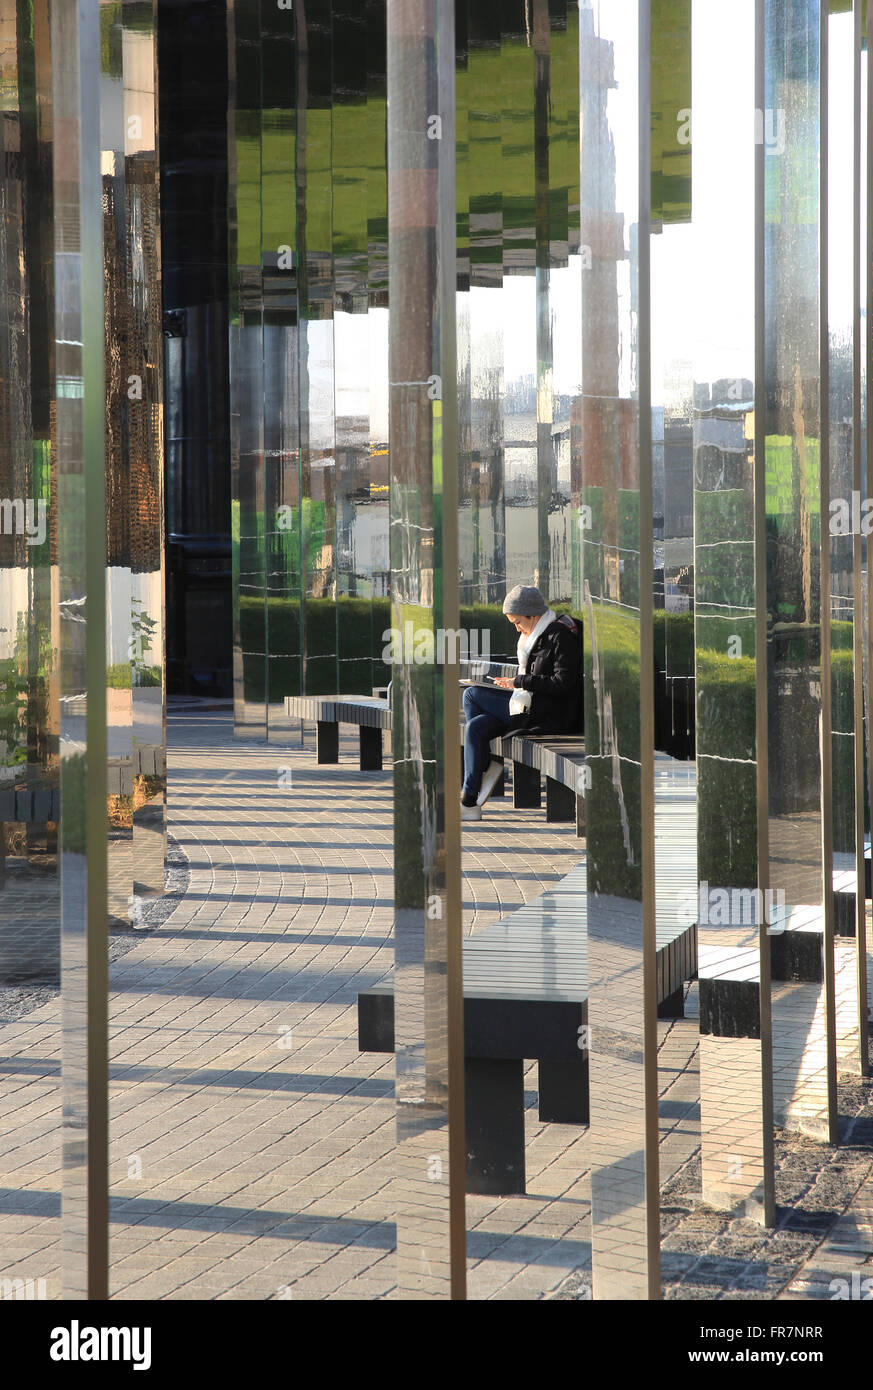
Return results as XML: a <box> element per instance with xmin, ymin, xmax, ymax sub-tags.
<box><xmin>462</xmin><ymin>685</ymin><xmax>522</xmax><ymax>798</ymax></box>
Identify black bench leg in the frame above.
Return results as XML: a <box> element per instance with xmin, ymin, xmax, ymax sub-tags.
<box><xmin>575</xmin><ymin>793</ymin><xmax>586</xmax><ymax>837</ymax></box>
<box><xmin>538</xmin><ymin>1057</ymin><xmax>589</xmax><ymax>1125</ymax></box>
<box><xmin>513</xmin><ymin>762</ymin><xmax>541</xmax><ymax>810</ymax></box>
<box><xmin>464</xmin><ymin>1057</ymin><xmax>526</xmax><ymax>1195</ymax></box>
<box><xmin>835</xmin><ymin>891</ymin><xmax>855</xmax><ymax>937</ymax></box>
<box><xmin>546</xmin><ymin>777</ymin><xmax>575</xmax><ymax>823</ymax></box>
<box><xmin>316</xmin><ymin>721</ymin><xmax>339</xmax><ymax>764</ymax></box>
<box><xmin>657</xmin><ymin>984</ymin><xmax>685</xmax><ymax>1019</ymax></box>
<box><xmin>359</xmin><ymin>725</ymin><xmax>383</xmax><ymax>771</ymax></box>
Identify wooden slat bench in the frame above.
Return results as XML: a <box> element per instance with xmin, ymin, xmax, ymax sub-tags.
<box><xmin>284</xmin><ymin>686</ymin><xmax>589</xmax><ymax>833</ymax></box>
<box><xmin>496</xmin><ymin>733</ymin><xmax>587</xmax><ymax>831</ymax></box>
<box><xmin>284</xmin><ymin>695</ymin><xmax>391</xmax><ymax>770</ymax></box>
<box><xmin>358</xmin><ymin>756</ymin><xmax>698</xmax><ymax>1195</ymax></box>
<box><xmin>459</xmin><ymin>657</ymin><xmax>588</xmax><ymax>827</ymax></box>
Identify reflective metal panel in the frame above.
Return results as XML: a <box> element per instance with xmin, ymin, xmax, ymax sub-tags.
<box><xmin>692</xmin><ymin>0</ymin><xmax>774</xmax><ymax>1222</ymax></box>
<box><xmin>581</xmin><ymin>0</ymin><xmax>658</xmax><ymax>1300</ymax></box>
<box><xmin>0</xmin><ymin>0</ymin><xmax>164</xmax><ymax>1303</ymax></box>
<box><xmin>0</xmin><ymin>0</ymin><xmax>59</xmax><ymax>994</ymax></box>
<box><xmin>52</xmin><ymin>0</ymin><xmax>109</xmax><ymax>1299</ymax></box>
<box><xmin>763</xmin><ymin>0</ymin><xmax>837</xmax><ymax>1142</ymax></box>
<box><xmin>333</xmin><ymin>3</ymin><xmax>374</xmax><ymax>695</ymax></box>
<box><xmin>828</xmin><ymin>0</ymin><xmax>867</xmax><ymax>1075</ymax></box>
<box><xmin>0</xmin><ymin>0</ymin><xmax>61</xmax><ymax>1295</ymax></box>
<box><xmin>229</xmin><ymin>0</ymin><xmax>267</xmax><ymax>738</ymax></box>
<box><xmin>298</xmin><ymin>5</ymin><xmax>338</xmax><ymax>701</ymax></box>
<box><xmin>261</xmin><ymin>0</ymin><xmax>302</xmax><ymax>729</ymax></box>
<box><xmin>387</xmin><ymin>0</ymin><xmax>464</xmax><ymax>1299</ymax></box>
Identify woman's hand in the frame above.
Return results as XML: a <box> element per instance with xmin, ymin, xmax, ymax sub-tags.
<box><xmin>493</xmin><ymin>676</ymin><xmax>515</xmax><ymax>689</ymax></box>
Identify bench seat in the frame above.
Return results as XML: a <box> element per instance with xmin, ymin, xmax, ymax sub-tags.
<box><xmin>284</xmin><ymin>695</ymin><xmax>391</xmax><ymax>769</ymax></box>
<box><xmin>284</xmin><ymin>691</ymin><xmax>589</xmax><ymax>831</ymax></box>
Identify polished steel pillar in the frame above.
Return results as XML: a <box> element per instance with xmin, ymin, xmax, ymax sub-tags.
<box><xmin>762</xmin><ymin>0</ymin><xmax>837</xmax><ymax>1143</ymax></box>
<box><xmin>228</xmin><ymin>0</ymin><xmax>268</xmax><ymax>738</ymax></box>
<box><xmin>863</xmin><ymin>0</ymin><xmax>873</xmax><ymax>1076</ymax></box>
<box><xmin>828</xmin><ymin>0</ymin><xmax>867</xmax><ymax>1076</ymax></box>
<box><xmin>581</xmin><ymin>0</ymin><xmax>659</xmax><ymax>1300</ymax></box>
<box><xmin>52</xmin><ymin>0</ymin><xmax>109</xmax><ymax>1299</ymax></box>
<box><xmin>387</xmin><ymin>0</ymin><xmax>465</xmax><ymax>1299</ymax></box>
<box><xmin>0</xmin><ymin>0</ymin><xmax>59</xmax><ymax>997</ymax></box>
<box><xmin>103</xmin><ymin>2</ymin><xmax>133</xmax><ymax>934</ymax></box>
<box><xmin>534</xmin><ymin>0</ymin><xmax>553</xmax><ymax>597</ymax></box>
<box><xmin>692</xmin><ymin>0</ymin><xmax>775</xmax><ymax>1223</ymax></box>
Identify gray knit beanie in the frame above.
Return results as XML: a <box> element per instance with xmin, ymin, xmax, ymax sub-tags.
<box><xmin>502</xmin><ymin>584</ymin><xmax>548</xmax><ymax>617</ymax></box>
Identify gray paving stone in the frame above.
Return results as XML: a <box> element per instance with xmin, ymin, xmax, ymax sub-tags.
<box><xmin>3</xmin><ymin>712</ymin><xmax>872</xmax><ymax>1301</ymax></box>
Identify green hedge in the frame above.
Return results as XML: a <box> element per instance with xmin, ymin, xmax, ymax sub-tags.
<box><xmin>239</xmin><ymin>595</ymin><xmax>563</xmax><ymax>701</ymax></box>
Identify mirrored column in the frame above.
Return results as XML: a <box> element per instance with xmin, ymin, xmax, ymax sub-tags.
<box><xmin>0</xmin><ymin>0</ymin><xmax>59</xmax><ymax>998</ymax></box>
<box><xmin>763</xmin><ymin>0</ymin><xmax>837</xmax><ymax>1143</ymax></box>
<box><xmin>0</xmin><ymin>0</ymin><xmax>61</xmax><ymax>1296</ymax></box>
<box><xmin>333</xmin><ymin>3</ymin><xmax>374</xmax><ymax>695</ymax></box>
<box><xmin>229</xmin><ymin>0</ymin><xmax>267</xmax><ymax>738</ymax></box>
<box><xmin>261</xmin><ymin>0</ymin><xmax>301</xmax><ymax>729</ymax></box>
<box><xmin>124</xmin><ymin>9</ymin><xmax>165</xmax><ymax>910</ymax></box>
<box><xmin>828</xmin><ymin>0</ymin><xmax>867</xmax><ymax>1075</ymax></box>
<box><xmin>863</xmin><ymin>0</ymin><xmax>873</xmax><ymax>1071</ymax></box>
<box><xmin>692</xmin><ymin>0</ymin><xmax>775</xmax><ymax>1222</ymax></box>
<box><xmin>581</xmin><ymin>0</ymin><xmax>659</xmax><ymax>1300</ymax></box>
<box><xmin>387</xmin><ymin>0</ymin><xmax>464</xmax><ymax>1299</ymax></box>
<box><xmin>52</xmin><ymin>0</ymin><xmax>109</xmax><ymax>1299</ymax></box>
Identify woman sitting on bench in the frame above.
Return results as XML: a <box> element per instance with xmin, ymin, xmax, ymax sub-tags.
<box><xmin>461</xmin><ymin>584</ymin><xmax>583</xmax><ymax>822</ymax></box>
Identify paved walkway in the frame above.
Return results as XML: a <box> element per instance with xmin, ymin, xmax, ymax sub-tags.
<box><xmin>0</xmin><ymin>710</ymin><xmax>870</xmax><ymax>1300</ymax></box>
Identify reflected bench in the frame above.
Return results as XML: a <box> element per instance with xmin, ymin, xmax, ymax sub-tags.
<box><xmin>0</xmin><ymin>746</ymin><xmax>163</xmax><ymax>823</ymax></box>
<box><xmin>833</xmin><ymin>843</ymin><xmax>872</xmax><ymax>935</ymax></box>
<box><xmin>358</xmin><ymin>758</ymin><xmax>698</xmax><ymax>1196</ymax></box>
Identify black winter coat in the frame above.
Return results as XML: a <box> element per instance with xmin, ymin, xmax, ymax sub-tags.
<box><xmin>511</xmin><ymin>619</ymin><xmax>583</xmax><ymax>734</ymax></box>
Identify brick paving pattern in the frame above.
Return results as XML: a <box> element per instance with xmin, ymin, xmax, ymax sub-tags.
<box><xmin>0</xmin><ymin>710</ymin><xmax>870</xmax><ymax>1300</ymax></box>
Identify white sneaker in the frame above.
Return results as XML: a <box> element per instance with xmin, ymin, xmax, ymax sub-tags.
<box><xmin>461</xmin><ymin>801</ymin><xmax>483</xmax><ymax>821</ymax></box>
<box><xmin>476</xmin><ymin>759</ymin><xmax>504</xmax><ymax>807</ymax></box>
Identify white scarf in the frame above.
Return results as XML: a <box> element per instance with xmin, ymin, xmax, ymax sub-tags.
<box><xmin>509</xmin><ymin>609</ymin><xmax>557</xmax><ymax>716</ymax></box>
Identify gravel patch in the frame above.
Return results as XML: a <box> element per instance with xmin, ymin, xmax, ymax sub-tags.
<box><xmin>552</xmin><ymin>1060</ymin><xmax>873</xmax><ymax>1300</ymax></box>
